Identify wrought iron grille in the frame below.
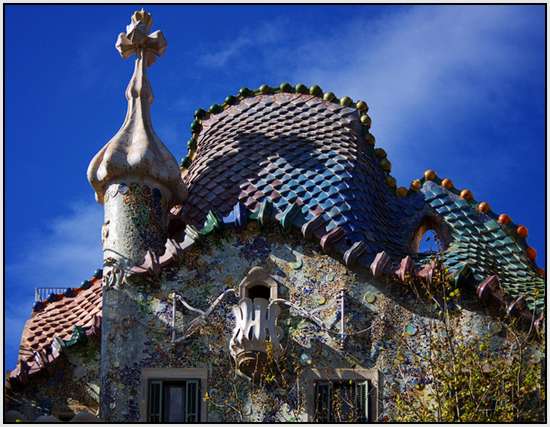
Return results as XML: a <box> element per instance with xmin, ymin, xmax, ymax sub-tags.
<box><xmin>34</xmin><ymin>288</ymin><xmax>70</xmax><ymax>303</ymax></box>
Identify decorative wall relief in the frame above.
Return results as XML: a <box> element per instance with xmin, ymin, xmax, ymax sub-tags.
<box><xmin>230</xmin><ymin>298</ymin><xmax>283</xmax><ymax>378</ymax></box>
<box><xmin>54</xmin><ymin>220</ymin><xmax>516</xmax><ymax>422</ymax></box>
<box><xmin>103</xmin><ymin>258</ymin><xmax>127</xmax><ymax>289</ymax></box>
<box><xmin>228</xmin><ymin>267</ymin><xmax>283</xmax><ymax>378</ymax></box>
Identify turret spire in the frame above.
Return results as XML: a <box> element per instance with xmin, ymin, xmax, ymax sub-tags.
<box><xmin>87</xmin><ymin>9</ymin><xmax>186</xmax><ymax>205</ymax></box>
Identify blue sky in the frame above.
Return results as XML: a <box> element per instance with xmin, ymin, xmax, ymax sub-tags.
<box><xmin>5</xmin><ymin>5</ymin><xmax>545</xmax><ymax>371</ymax></box>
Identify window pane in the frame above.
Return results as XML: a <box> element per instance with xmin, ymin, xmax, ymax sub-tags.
<box><xmin>164</xmin><ymin>384</ymin><xmax>186</xmax><ymax>422</ymax></box>
<box><xmin>148</xmin><ymin>381</ymin><xmax>161</xmax><ymax>423</ymax></box>
<box><xmin>314</xmin><ymin>380</ymin><xmax>372</xmax><ymax>422</ymax></box>
<box><xmin>356</xmin><ymin>382</ymin><xmax>368</xmax><ymax>422</ymax></box>
<box><xmin>332</xmin><ymin>382</ymin><xmax>356</xmax><ymax>422</ymax></box>
<box><xmin>149</xmin><ymin>379</ymin><xmax>202</xmax><ymax>423</ymax></box>
<box><xmin>314</xmin><ymin>382</ymin><xmax>331</xmax><ymax>422</ymax></box>
<box><xmin>186</xmin><ymin>380</ymin><xmax>199</xmax><ymax>422</ymax></box>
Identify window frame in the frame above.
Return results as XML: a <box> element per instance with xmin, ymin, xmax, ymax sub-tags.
<box><xmin>140</xmin><ymin>368</ymin><xmax>208</xmax><ymax>422</ymax></box>
<box><xmin>304</xmin><ymin>368</ymin><xmax>381</xmax><ymax>422</ymax></box>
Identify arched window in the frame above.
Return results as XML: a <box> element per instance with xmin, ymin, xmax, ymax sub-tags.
<box><xmin>418</xmin><ymin>229</ymin><xmax>440</xmax><ymax>254</ymax></box>
<box><xmin>238</xmin><ymin>267</ymin><xmax>279</xmax><ymax>301</ymax></box>
<box><xmin>411</xmin><ymin>215</ymin><xmax>447</xmax><ymax>254</ymax></box>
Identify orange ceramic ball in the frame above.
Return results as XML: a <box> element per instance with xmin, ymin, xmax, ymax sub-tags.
<box><xmin>396</xmin><ymin>187</ymin><xmax>408</xmax><ymax>197</ymax></box>
<box><xmin>386</xmin><ymin>176</ymin><xmax>396</xmax><ymax>188</ymax></box>
<box><xmin>424</xmin><ymin>169</ymin><xmax>436</xmax><ymax>181</ymax></box>
<box><xmin>460</xmin><ymin>189</ymin><xmax>473</xmax><ymax>200</ymax></box>
<box><xmin>411</xmin><ymin>179</ymin><xmax>422</xmax><ymax>190</ymax></box>
<box><xmin>478</xmin><ymin>202</ymin><xmax>490</xmax><ymax>213</ymax></box>
<box><xmin>536</xmin><ymin>268</ymin><xmax>545</xmax><ymax>278</ymax></box>
<box><xmin>380</xmin><ymin>158</ymin><xmax>392</xmax><ymax>172</ymax></box>
<box><xmin>498</xmin><ymin>214</ymin><xmax>511</xmax><ymax>225</ymax></box>
<box><xmin>441</xmin><ymin>178</ymin><xmax>453</xmax><ymax>189</ymax></box>
<box><xmin>517</xmin><ymin>225</ymin><xmax>528</xmax><ymax>238</ymax></box>
<box><xmin>374</xmin><ymin>148</ymin><xmax>387</xmax><ymax>159</ymax></box>
<box><xmin>527</xmin><ymin>247</ymin><xmax>537</xmax><ymax>261</ymax></box>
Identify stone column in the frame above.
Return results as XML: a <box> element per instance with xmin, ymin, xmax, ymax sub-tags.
<box><xmin>87</xmin><ymin>9</ymin><xmax>186</xmax><ymax>421</ymax></box>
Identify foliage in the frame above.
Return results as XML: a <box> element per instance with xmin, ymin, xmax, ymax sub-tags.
<box><xmin>204</xmin><ymin>341</ymin><xmax>307</xmax><ymax>422</ymax></box>
<box><xmin>390</xmin><ymin>258</ymin><xmax>545</xmax><ymax>422</ymax></box>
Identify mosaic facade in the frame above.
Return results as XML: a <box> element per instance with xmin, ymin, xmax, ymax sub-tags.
<box><xmin>99</xmin><ymin>225</ymin><xmax>507</xmax><ymax>421</ymax></box>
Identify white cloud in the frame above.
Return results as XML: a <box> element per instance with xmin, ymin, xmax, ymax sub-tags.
<box><xmin>199</xmin><ymin>35</ymin><xmax>252</xmax><ymax>68</ymax></box>
<box><xmin>282</xmin><ymin>6</ymin><xmax>543</xmax><ymax>178</ymax></box>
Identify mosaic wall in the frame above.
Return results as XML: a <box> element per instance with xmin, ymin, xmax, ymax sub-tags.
<box><xmin>6</xmin><ymin>338</ymin><xmax>100</xmax><ymax>421</ymax></box>
<box><xmin>99</xmin><ymin>223</ymin><xmax>507</xmax><ymax>422</ymax></box>
<box><xmin>103</xmin><ymin>181</ymin><xmax>168</xmax><ymax>264</ymax></box>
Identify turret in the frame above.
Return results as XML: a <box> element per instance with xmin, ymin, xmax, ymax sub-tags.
<box><xmin>87</xmin><ymin>11</ymin><xmax>186</xmax><ymax>420</ymax></box>
<box><xmin>87</xmin><ymin>9</ymin><xmax>186</xmax><ymax>271</ymax></box>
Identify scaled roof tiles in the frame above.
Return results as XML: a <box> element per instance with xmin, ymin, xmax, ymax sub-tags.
<box><xmin>176</xmin><ymin>87</ymin><xmax>544</xmax><ymax>315</ymax></box>
<box><xmin>180</xmin><ymin>91</ymin><xmax>426</xmax><ymax>259</ymax></box>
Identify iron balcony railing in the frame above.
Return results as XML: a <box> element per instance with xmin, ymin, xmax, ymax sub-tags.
<box><xmin>34</xmin><ymin>287</ymin><xmax>70</xmax><ymax>303</ymax></box>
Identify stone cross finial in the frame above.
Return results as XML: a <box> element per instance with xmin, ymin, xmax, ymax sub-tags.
<box><xmin>87</xmin><ymin>9</ymin><xmax>186</xmax><ymax>206</ymax></box>
<box><xmin>115</xmin><ymin>9</ymin><xmax>167</xmax><ymax>67</ymax></box>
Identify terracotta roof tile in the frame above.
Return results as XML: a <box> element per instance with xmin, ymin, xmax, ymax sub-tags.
<box><xmin>8</xmin><ymin>277</ymin><xmax>103</xmax><ymax>385</ymax></box>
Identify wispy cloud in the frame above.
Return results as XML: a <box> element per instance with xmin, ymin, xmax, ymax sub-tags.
<box><xmin>197</xmin><ymin>19</ymin><xmax>286</xmax><ymax>68</ymax></box>
<box><xmin>8</xmin><ymin>202</ymin><xmax>104</xmax><ymax>287</ymax></box>
<box><xmin>185</xmin><ymin>4</ymin><xmax>544</xmax><ymax>263</ymax></box>
<box><xmin>5</xmin><ymin>201</ymin><xmax>103</xmax><ymax>370</ymax></box>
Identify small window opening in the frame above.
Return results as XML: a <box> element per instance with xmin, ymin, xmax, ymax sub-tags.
<box><xmin>418</xmin><ymin>229</ymin><xmax>441</xmax><ymax>254</ymax></box>
<box><xmin>411</xmin><ymin>216</ymin><xmax>445</xmax><ymax>254</ymax></box>
<box><xmin>148</xmin><ymin>379</ymin><xmax>201</xmax><ymax>423</ymax></box>
<box><xmin>247</xmin><ymin>284</ymin><xmax>271</xmax><ymax>300</ymax></box>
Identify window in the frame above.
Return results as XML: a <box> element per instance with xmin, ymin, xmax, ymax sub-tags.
<box><xmin>141</xmin><ymin>368</ymin><xmax>207</xmax><ymax>422</ymax></box>
<box><xmin>238</xmin><ymin>266</ymin><xmax>279</xmax><ymax>301</ymax></box>
<box><xmin>246</xmin><ymin>284</ymin><xmax>271</xmax><ymax>300</ymax></box>
<box><xmin>418</xmin><ymin>229</ymin><xmax>440</xmax><ymax>253</ymax></box>
<box><xmin>411</xmin><ymin>215</ymin><xmax>448</xmax><ymax>254</ymax></box>
<box><xmin>314</xmin><ymin>380</ymin><xmax>370</xmax><ymax>422</ymax></box>
<box><xmin>305</xmin><ymin>368</ymin><xmax>380</xmax><ymax>422</ymax></box>
<box><xmin>148</xmin><ymin>379</ymin><xmax>201</xmax><ymax>422</ymax></box>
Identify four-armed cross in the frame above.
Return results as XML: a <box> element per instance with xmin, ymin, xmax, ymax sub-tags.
<box><xmin>115</xmin><ymin>9</ymin><xmax>167</xmax><ymax>67</ymax></box>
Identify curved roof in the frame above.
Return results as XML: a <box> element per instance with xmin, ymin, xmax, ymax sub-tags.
<box><xmin>179</xmin><ymin>88</ymin><xmax>426</xmax><ymax>259</ymax></box>
<box><xmin>172</xmin><ymin>82</ymin><xmax>544</xmax><ymax>313</ymax></box>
